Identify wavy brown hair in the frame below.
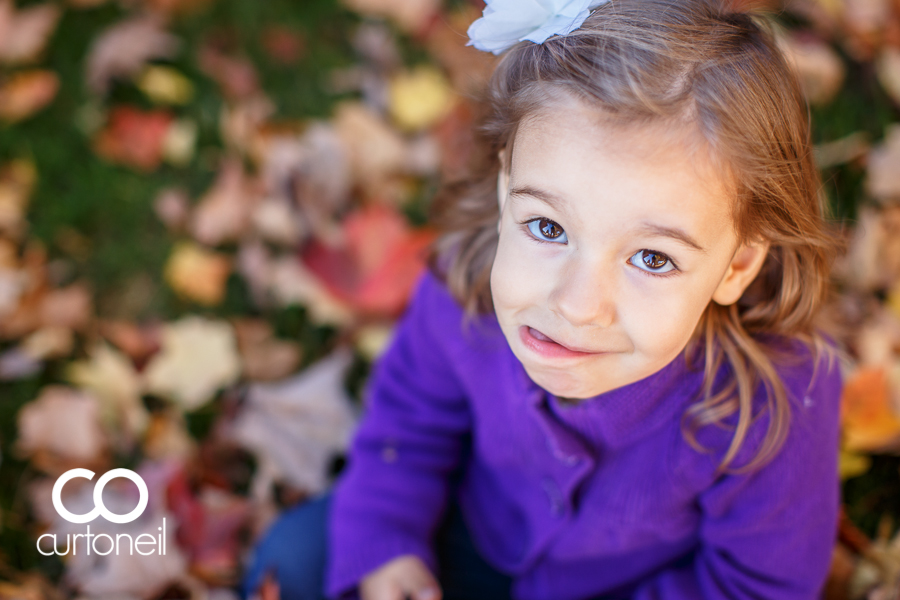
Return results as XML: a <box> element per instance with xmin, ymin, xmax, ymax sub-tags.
<box><xmin>425</xmin><ymin>0</ymin><xmax>848</xmax><ymax>475</ymax></box>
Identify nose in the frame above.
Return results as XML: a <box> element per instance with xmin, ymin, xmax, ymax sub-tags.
<box><xmin>547</xmin><ymin>255</ymin><xmax>616</xmax><ymax>329</ymax></box>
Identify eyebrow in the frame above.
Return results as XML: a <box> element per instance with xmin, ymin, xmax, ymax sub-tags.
<box><xmin>508</xmin><ymin>185</ymin><xmax>708</xmax><ymax>254</ymax></box>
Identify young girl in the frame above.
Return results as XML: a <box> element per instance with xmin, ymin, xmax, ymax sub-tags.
<box><xmin>241</xmin><ymin>0</ymin><xmax>849</xmax><ymax>598</ymax></box>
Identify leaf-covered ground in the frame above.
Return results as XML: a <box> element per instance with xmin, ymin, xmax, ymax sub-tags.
<box><xmin>1</xmin><ymin>0</ymin><xmax>900</xmax><ymax>598</ymax></box>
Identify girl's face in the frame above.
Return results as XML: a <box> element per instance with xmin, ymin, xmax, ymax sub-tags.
<box><xmin>490</xmin><ymin>98</ymin><xmax>770</xmax><ymax>400</ymax></box>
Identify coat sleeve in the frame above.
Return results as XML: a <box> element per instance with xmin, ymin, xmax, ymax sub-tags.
<box><xmin>630</xmin><ymin>343</ymin><xmax>844</xmax><ymax>600</ymax></box>
<box><xmin>324</xmin><ymin>270</ymin><xmax>473</xmax><ymax>600</ymax></box>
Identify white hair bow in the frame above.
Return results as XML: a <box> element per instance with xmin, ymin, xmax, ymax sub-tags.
<box><xmin>466</xmin><ymin>0</ymin><xmax>611</xmax><ymax>56</ymax></box>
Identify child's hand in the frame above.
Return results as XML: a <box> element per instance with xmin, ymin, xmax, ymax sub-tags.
<box><xmin>359</xmin><ymin>554</ymin><xmax>442</xmax><ymax>600</ymax></box>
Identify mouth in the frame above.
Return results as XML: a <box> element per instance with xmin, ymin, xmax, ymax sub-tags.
<box><xmin>518</xmin><ymin>325</ymin><xmax>607</xmax><ymax>359</ymax></box>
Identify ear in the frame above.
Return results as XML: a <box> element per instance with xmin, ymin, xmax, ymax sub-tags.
<box><xmin>496</xmin><ymin>147</ymin><xmax>510</xmax><ymax>235</ymax></box>
<box><xmin>711</xmin><ymin>239</ymin><xmax>771</xmax><ymax>306</ymax></box>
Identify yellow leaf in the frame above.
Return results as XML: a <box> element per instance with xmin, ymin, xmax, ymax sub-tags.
<box><xmin>164</xmin><ymin>241</ymin><xmax>231</xmax><ymax>305</ymax></box>
<box><xmin>137</xmin><ymin>65</ymin><xmax>194</xmax><ymax>105</ymax></box>
<box><xmin>388</xmin><ymin>65</ymin><xmax>455</xmax><ymax>132</ymax></box>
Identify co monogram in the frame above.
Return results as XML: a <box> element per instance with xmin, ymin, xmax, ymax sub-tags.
<box><xmin>52</xmin><ymin>468</ymin><xmax>149</xmax><ymax>524</ymax></box>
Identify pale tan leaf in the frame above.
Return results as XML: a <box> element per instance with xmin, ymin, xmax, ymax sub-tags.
<box><xmin>233</xmin><ymin>317</ymin><xmax>302</xmax><ymax>381</ymax></box>
<box><xmin>189</xmin><ymin>158</ymin><xmax>259</xmax><ymax>246</ymax></box>
<box><xmin>17</xmin><ymin>385</ymin><xmax>106</xmax><ymax>463</ymax></box>
<box><xmin>66</xmin><ymin>341</ymin><xmax>149</xmax><ymax>448</ymax></box>
<box><xmin>142</xmin><ymin>316</ymin><xmax>241</xmax><ymax>411</ymax></box>
<box><xmin>227</xmin><ymin>347</ymin><xmax>358</xmax><ymax>501</ymax></box>
<box><xmin>340</xmin><ymin>0</ymin><xmax>440</xmax><ymax>34</ymax></box>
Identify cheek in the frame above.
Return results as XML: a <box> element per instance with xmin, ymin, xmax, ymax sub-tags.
<box><xmin>490</xmin><ymin>231</ymin><xmax>547</xmax><ymax>312</ymax></box>
<box><xmin>623</xmin><ymin>284</ymin><xmax>710</xmax><ymax>354</ymax></box>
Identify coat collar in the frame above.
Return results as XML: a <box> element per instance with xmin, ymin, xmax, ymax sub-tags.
<box><xmin>509</xmin><ymin>341</ymin><xmax>704</xmax><ymax>449</ymax></box>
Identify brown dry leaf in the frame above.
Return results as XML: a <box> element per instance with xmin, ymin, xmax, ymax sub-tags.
<box><xmin>841</xmin><ymin>366</ymin><xmax>900</xmax><ymax>452</ymax></box>
<box><xmin>153</xmin><ymin>186</ymin><xmax>191</xmax><ymax>232</ymax></box>
<box><xmin>232</xmin><ymin>318</ymin><xmax>302</xmax><ymax>381</ymax></box>
<box><xmin>98</xmin><ymin>319</ymin><xmax>162</xmax><ymax>364</ymax></box>
<box><xmin>340</xmin><ymin>0</ymin><xmax>441</xmax><ymax>35</ymax></box>
<box><xmin>198</xmin><ymin>40</ymin><xmax>259</xmax><ymax>100</ymax></box>
<box><xmin>142</xmin><ymin>315</ymin><xmax>242</xmax><ymax>411</ymax></box>
<box><xmin>814</xmin><ymin>131</ymin><xmax>870</xmax><ymax>169</ymax></box>
<box><xmin>333</xmin><ymin>100</ymin><xmax>408</xmax><ymax>188</ymax></box>
<box><xmin>0</xmin><ymin>70</ymin><xmax>59</xmax><ymax>122</ymax></box>
<box><xmin>143</xmin><ymin>408</ymin><xmax>197</xmax><ymax>460</ymax></box>
<box><xmin>94</xmin><ymin>105</ymin><xmax>175</xmax><ymax>172</ymax></box>
<box><xmin>260</xmin><ymin>26</ymin><xmax>305</xmax><ymax>65</ymax></box>
<box><xmin>190</xmin><ymin>158</ymin><xmax>260</xmax><ymax>246</ymax></box>
<box><xmin>0</xmin><ymin>1</ymin><xmax>61</xmax><ymax>65</ymax></box>
<box><xmin>837</xmin><ymin>204</ymin><xmax>900</xmax><ymax>292</ymax></box>
<box><xmin>85</xmin><ymin>15</ymin><xmax>181</xmax><ymax>95</ymax></box>
<box><xmin>777</xmin><ymin>30</ymin><xmax>845</xmax><ymax>105</ymax></box>
<box><xmin>66</xmin><ymin>341</ymin><xmax>149</xmax><ymax>450</ymax></box>
<box><xmin>227</xmin><ymin>347</ymin><xmax>358</xmax><ymax>502</ymax></box>
<box><xmin>17</xmin><ymin>385</ymin><xmax>107</xmax><ymax>466</ymax></box>
<box><xmin>0</xmin><ymin>158</ymin><xmax>36</xmax><ymax>238</ymax></box>
<box><xmin>39</xmin><ymin>281</ymin><xmax>92</xmax><ymax>330</ymax></box>
<box><xmin>164</xmin><ymin>241</ymin><xmax>232</xmax><ymax>306</ymax></box>
<box><xmin>219</xmin><ymin>94</ymin><xmax>275</xmax><ymax>154</ymax></box>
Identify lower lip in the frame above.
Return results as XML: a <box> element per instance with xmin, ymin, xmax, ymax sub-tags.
<box><xmin>518</xmin><ymin>326</ymin><xmax>604</xmax><ymax>359</ymax></box>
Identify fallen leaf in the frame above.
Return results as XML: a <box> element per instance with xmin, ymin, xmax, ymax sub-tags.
<box><xmin>137</xmin><ymin>65</ymin><xmax>195</xmax><ymax>105</ymax></box>
<box><xmin>227</xmin><ymin>347</ymin><xmax>358</xmax><ymax>501</ymax></box>
<box><xmin>162</xmin><ymin>117</ymin><xmax>197</xmax><ymax>166</ymax></box>
<box><xmin>868</xmin><ymin>125</ymin><xmax>900</xmax><ymax>204</ymax></box>
<box><xmin>388</xmin><ymin>64</ymin><xmax>456</xmax><ymax>131</ymax></box>
<box><xmin>260</xmin><ymin>26</ymin><xmax>305</xmax><ymax>65</ymax></box>
<box><xmin>20</xmin><ymin>325</ymin><xmax>74</xmax><ymax>359</ymax></box>
<box><xmin>98</xmin><ymin>319</ymin><xmax>162</xmax><ymax>365</ymax></box>
<box><xmin>142</xmin><ymin>315</ymin><xmax>242</xmax><ymax>411</ymax></box>
<box><xmin>0</xmin><ymin>1</ymin><xmax>61</xmax><ymax>65</ymax></box>
<box><xmin>332</xmin><ymin>100</ymin><xmax>409</xmax><ymax>188</ymax></box>
<box><xmin>85</xmin><ymin>15</ymin><xmax>181</xmax><ymax>95</ymax></box>
<box><xmin>94</xmin><ymin>106</ymin><xmax>174</xmax><ymax>171</ymax></box>
<box><xmin>17</xmin><ymin>385</ymin><xmax>107</xmax><ymax>468</ymax></box>
<box><xmin>301</xmin><ymin>204</ymin><xmax>438</xmax><ymax>317</ymax></box>
<box><xmin>190</xmin><ymin>158</ymin><xmax>260</xmax><ymax>246</ymax></box>
<box><xmin>144</xmin><ymin>408</ymin><xmax>197</xmax><ymax>461</ymax></box>
<box><xmin>166</xmin><ymin>471</ymin><xmax>250</xmax><ymax>586</ymax></box>
<box><xmin>777</xmin><ymin>30</ymin><xmax>846</xmax><ymax>105</ymax></box>
<box><xmin>232</xmin><ymin>318</ymin><xmax>302</xmax><ymax>381</ymax></box>
<box><xmin>66</xmin><ymin>341</ymin><xmax>149</xmax><ymax>451</ymax></box>
<box><xmin>164</xmin><ymin>241</ymin><xmax>232</xmax><ymax>306</ymax></box>
<box><xmin>236</xmin><ymin>240</ymin><xmax>355</xmax><ymax>326</ymax></box>
<box><xmin>841</xmin><ymin>366</ymin><xmax>900</xmax><ymax>452</ymax></box>
<box><xmin>0</xmin><ymin>70</ymin><xmax>59</xmax><ymax>122</ymax></box>
<box><xmin>39</xmin><ymin>281</ymin><xmax>93</xmax><ymax>331</ymax></box>
<box><xmin>198</xmin><ymin>40</ymin><xmax>259</xmax><ymax>99</ymax></box>
<box><xmin>340</xmin><ymin>0</ymin><xmax>441</xmax><ymax>35</ymax></box>
<box><xmin>153</xmin><ymin>187</ymin><xmax>191</xmax><ymax>232</ymax></box>
<box><xmin>0</xmin><ymin>158</ymin><xmax>37</xmax><ymax>237</ymax></box>
<box><xmin>142</xmin><ymin>0</ymin><xmax>216</xmax><ymax>16</ymax></box>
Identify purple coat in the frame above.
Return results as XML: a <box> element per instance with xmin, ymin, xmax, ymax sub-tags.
<box><xmin>325</xmin><ymin>268</ymin><xmax>844</xmax><ymax>600</ymax></box>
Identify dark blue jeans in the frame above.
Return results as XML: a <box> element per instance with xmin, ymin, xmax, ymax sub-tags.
<box><xmin>241</xmin><ymin>489</ymin><xmax>514</xmax><ymax>600</ymax></box>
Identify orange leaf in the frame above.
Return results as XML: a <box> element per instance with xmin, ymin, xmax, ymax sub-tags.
<box><xmin>841</xmin><ymin>366</ymin><xmax>900</xmax><ymax>452</ymax></box>
<box><xmin>94</xmin><ymin>106</ymin><xmax>173</xmax><ymax>171</ymax></box>
<box><xmin>0</xmin><ymin>70</ymin><xmax>58</xmax><ymax>122</ymax></box>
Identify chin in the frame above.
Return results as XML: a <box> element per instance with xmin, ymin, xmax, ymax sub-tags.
<box><xmin>523</xmin><ymin>363</ymin><xmax>591</xmax><ymax>398</ymax></box>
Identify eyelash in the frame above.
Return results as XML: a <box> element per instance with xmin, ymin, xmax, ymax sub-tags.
<box><xmin>517</xmin><ymin>217</ymin><xmax>681</xmax><ymax>279</ymax></box>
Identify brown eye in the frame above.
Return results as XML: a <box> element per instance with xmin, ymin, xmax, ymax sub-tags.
<box><xmin>641</xmin><ymin>250</ymin><xmax>668</xmax><ymax>269</ymax></box>
<box><xmin>539</xmin><ymin>218</ymin><xmax>563</xmax><ymax>239</ymax></box>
